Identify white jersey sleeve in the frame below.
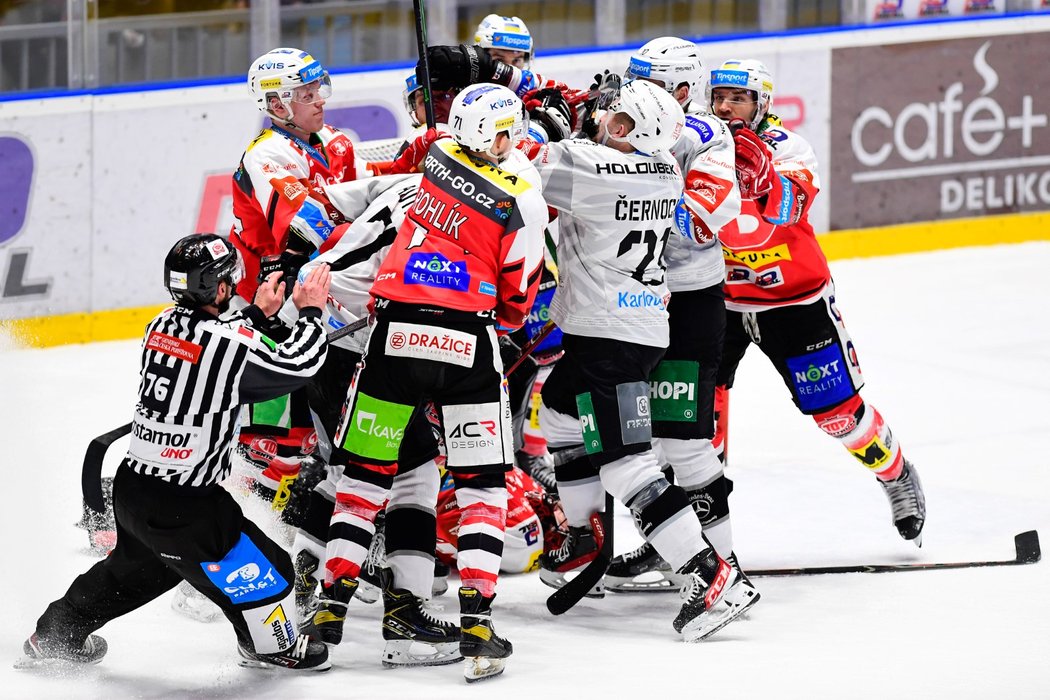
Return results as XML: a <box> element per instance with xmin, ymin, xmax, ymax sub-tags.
<box><xmin>533</xmin><ymin>138</ymin><xmax>684</xmax><ymax>348</ymax></box>
<box><xmin>279</xmin><ymin>175</ymin><xmax>422</xmax><ymax>352</ymax></box>
<box><xmin>664</xmin><ymin>114</ymin><xmax>740</xmax><ymax>292</ymax></box>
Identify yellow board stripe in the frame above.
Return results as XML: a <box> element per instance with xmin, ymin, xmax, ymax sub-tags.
<box><xmin>3</xmin><ymin>211</ymin><xmax>1049</xmax><ymax>349</ymax></box>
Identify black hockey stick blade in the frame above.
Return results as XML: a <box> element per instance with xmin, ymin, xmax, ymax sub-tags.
<box><xmin>82</xmin><ymin>422</ymin><xmax>132</xmax><ymax>513</ymax></box>
<box><xmin>746</xmin><ymin>530</ymin><xmax>1041</xmax><ymax>577</ymax></box>
<box><xmin>546</xmin><ymin>493</ymin><xmax>614</xmax><ymax>616</ymax></box>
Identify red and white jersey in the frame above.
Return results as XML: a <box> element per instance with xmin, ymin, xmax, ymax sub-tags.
<box><xmin>666</xmin><ymin>113</ymin><xmax>740</xmax><ymax>292</ymax></box>
<box><xmin>720</xmin><ymin>124</ymin><xmax>827</xmax><ymax>312</ymax></box>
<box><xmin>370</xmin><ymin>140</ymin><xmax>548</xmax><ymax>331</ymax></box>
<box><xmin>229</xmin><ymin>123</ymin><xmax>368</xmax><ymax>300</ymax></box>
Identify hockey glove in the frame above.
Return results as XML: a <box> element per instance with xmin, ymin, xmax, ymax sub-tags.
<box><xmin>579</xmin><ymin>70</ymin><xmax>622</xmax><ymax>139</ymax></box>
<box><xmin>524</xmin><ymin>87</ymin><xmax>573</xmax><ymax>143</ymax></box>
<box><xmin>733</xmin><ymin>127</ymin><xmax>777</xmax><ymax>199</ymax></box>
<box><xmin>419</xmin><ymin>44</ymin><xmax>515</xmax><ymax>91</ymax></box>
<box><xmin>388</xmin><ymin>127</ymin><xmax>449</xmax><ymax>174</ymax></box>
<box><xmin>258</xmin><ymin>250</ymin><xmax>309</xmax><ymax>299</ymax></box>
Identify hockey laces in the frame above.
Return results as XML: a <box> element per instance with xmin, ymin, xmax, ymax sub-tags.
<box><xmin>883</xmin><ymin>469</ymin><xmax>921</xmax><ymax>518</ymax></box>
<box><xmin>287</xmin><ymin>633</ymin><xmax>312</xmax><ymax>660</ymax></box>
<box><xmin>363</xmin><ymin>526</ymin><xmax>387</xmax><ymax>576</ymax></box>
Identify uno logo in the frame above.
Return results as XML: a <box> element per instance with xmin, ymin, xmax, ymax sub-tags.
<box><xmin>160</xmin><ymin>447</ymin><xmax>193</xmax><ymax>460</ymax></box>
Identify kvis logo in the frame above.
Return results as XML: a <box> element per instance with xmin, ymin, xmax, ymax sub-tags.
<box><xmin>0</xmin><ymin>135</ymin><xmax>50</xmax><ymax>299</ymax></box>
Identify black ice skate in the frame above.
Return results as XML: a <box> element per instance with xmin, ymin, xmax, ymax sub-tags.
<box><xmin>604</xmin><ymin>541</ymin><xmax>685</xmax><ymax>592</ymax></box>
<box><xmin>301</xmin><ymin>577</ymin><xmax>358</xmax><ymax>645</ymax></box>
<box><xmin>459</xmin><ymin>587</ymin><xmax>512</xmax><ymax>683</ymax></box>
<box><xmin>355</xmin><ymin>511</ymin><xmax>386</xmax><ymax>604</ymax></box>
<box><xmin>517</xmin><ymin>450</ymin><xmax>558</xmax><ymax>495</ymax></box>
<box><xmin>15</xmin><ymin>632</ymin><xmax>108</xmax><ymax>669</ymax></box>
<box><xmin>237</xmin><ymin>634</ymin><xmax>331</xmax><ymax>672</ymax></box>
<box><xmin>878</xmin><ymin>460</ymin><xmax>926</xmax><ymax>547</ymax></box>
<box><xmin>673</xmin><ymin>548</ymin><xmax>760</xmax><ymax>642</ymax></box>
<box><xmin>381</xmin><ymin>569</ymin><xmax>461</xmax><ymax>668</ymax></box>
<box><xmin>293</xmin><ymin>549</ymin><xmax>321</xmax><ymax>621</ymax></box>
<box><xmin>538</xmin><ymin>517</ymin><xmax>605</xmax><ymax>598</ymax></box>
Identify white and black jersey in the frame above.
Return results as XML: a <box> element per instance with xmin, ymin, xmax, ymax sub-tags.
<box><xmin>664</xmin><ymin>113</ymin><xmax>740</xmax><ymax>293</ymax></box>
<box><xmin>281</xmin><ymin>174</ymin><xmax>420</xmax><ymax>353</ymax></box>
<box><xmin>125</xmin><ymin>305</ymin><xmax>327</xmax><ymax>487</ymax></box>
<box><xmin>533</xmin><ymin>138</ymin><xmax>684</xmax><ymax>348</ymax></box>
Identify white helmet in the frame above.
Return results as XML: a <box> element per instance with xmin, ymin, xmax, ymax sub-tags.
<box><xmin>474</xmin><ymin>14</ymin><xmax>534</xmax><ymax>68</ymax></box>
<box><xmin>403</xmin><ymin>72</ymin><xmax>423</xmax><ymax>127</ymax></box>
<box><xmin>624</xmin><ymin>36</ymin><xmax>704</xmax><ymax>106</ymax></box>
<box><xmin>608</xmin><ymin>79</ymin><xmax>685</xmax><ymax>155</ymax></box>
<box><xmin>247</xmin><ymin>48</ymin><xmax>332</xmax><ymax>125</ymax></box>
<box><xmin>449</xmin><ymin>84</ymin><xmax>528</xmax><ymax>160</ymax></box>
<box><xmin>706</xmin><ymin>58</ymin><xmax>773</xmax><ymax>131</ymax></box>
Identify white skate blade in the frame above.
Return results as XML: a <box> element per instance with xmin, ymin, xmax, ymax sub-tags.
<box><xmin>604</xmin><ymin>571</ymin><xmax>685</xmax><ymax>593</ymax></box>
<box><xmin>171</xmin><ymin>586</ymin><xmax>223</xmax><ymax>623</ymax></box>
<box><xmin>538</xmin><ymin>568</ymin><xmax>604</xmax><ymax>598</ymax></box>
<box><xmin>681</xmin><ymin>581</ymin><xmax>761</xmax><ymax>643</ymax></box>
<box><xmin>237</xmin><ymin>656</ymin><xmax>332</xmax><ymax>672</ymax></box>
<box><xmin>381</xmin><ymin>639</ymin><xmax>461</xmax><ymax>668</ymax></box>
<box><xmin>13</xmin><ymin>656</ymin><xmax>103</xmax><ymax>673</ymax></box>
<box><xmin>463</xmin><ymin>655</ymin><xmax>506</xmax><ymax>683</ymax></box>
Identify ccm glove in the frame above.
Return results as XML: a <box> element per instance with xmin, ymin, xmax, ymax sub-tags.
<box><xmin>258</xmin><ymin>249</ymin><xmax>309</xmax><ymax>299</ymax></box>
<box><xmin>733</xmin><ymin>127</ymin><xmax>777</xmax><ymax>199</ymax></box>
<box><xmin>419</xmin><ymin>44</ymin><xmax>515</xmax><ymax>91</ymax></box>
<box><xmin>524</xmin><ymin>87</ymin><xmax>573</xmax><ymax>143</ymax></box>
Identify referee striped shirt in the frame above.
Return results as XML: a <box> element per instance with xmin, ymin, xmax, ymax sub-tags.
<box><xmin>124</xmin><ymin>304</ymin><xmax>327</xmax><ymax>487</ymax></box>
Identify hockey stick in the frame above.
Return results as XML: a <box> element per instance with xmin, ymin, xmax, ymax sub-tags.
<box><xmin>505</xmin><ymin>321</ymin><xmax>557</xmax><ymax>376</ymax></box>
<box><xmin>745</xmin><ymin>530</ymin><xmax>1041</xmax><ymax>577</ymax></box>
<box><xmin>327</xmin><ymin>315</ymin><xmax>368</xmax><ymax>343</ymax></box>
<box><xmin>412</xmin><ymin>0</ymin><xmax>436</xmax><ymax>129</ymax></box>
<box><xmin>82</xmin><ymin>422</ymin><xmax>133</xmax><ymax>513</ymax></box>
<box><xmin>546</xmin><ymin>492</ymin><xmax>615</xmax><ymax>615</ymax></box>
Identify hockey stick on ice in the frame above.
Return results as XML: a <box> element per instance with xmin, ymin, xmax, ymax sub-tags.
<box><xmin>745</xmin><ymin>530</ymin><xmax>1041</xmax><ymax>577</ymax></box>
<box><xmin>82</xmin><ymin>422</ymin><xmax>133</xmax><ymax>513</ymax></box>
<box><xmin>412</xmin><ymin>0</ymin><xmax>436</xmax><ymax>129</ymax></box>
<box><xmin>546</xmin><ymin>492</ymin><xmax>615</xmax><ymax>615</ymax></box>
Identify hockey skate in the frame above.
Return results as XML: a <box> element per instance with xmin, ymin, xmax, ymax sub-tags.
<box><xmin>170</xmin><ymin>580</ymin><xmax>222</xmax><ymax>623</ymax></box>
<box><xmin>380</xmin><ymin>569</ymin><xmax>461</xmax><ymax>668</ymax></box>
<box><xmin>15</xmin><ymin>632</ymin><xmax>108</xmax><ymax>670</ymax></box>
<box><xmin>517</xmin><ymin>451</ymin><xmax>557</xmax><ymax>494</ymax></box>
<box><xmin>301</xmin><ymin>577</ymin><xmax>358</xmax><ymax>645</ymax></box>
<box><xmin>538</xmin><ymin>522</ymin><xmax>605</xmax><ymax>598</ymax></box>
<box><xmin>355</xmin><ymin>511</ymin><xmax>386</xmax><ymax>604</ymax></box>
<box><xmin>604</xmin><ymin>541</ymin><xmax>686</xmax><ymax>593</ymax></box>
<box><xmin>673</xmin><ymin>548</ymin><xmax>760</xmax><ymax>643</ymax></box>
<box><xmin>237</xmin><ymin>634</ymin><xmax>331</xmax><ymax>672</ymax></box>
<box><xmin>878</xmin><ymin>460</ymin><xmax>926</xmax><ymax>546</ymax></box>
<box><xmin>459</xmin><ymin>587</ymin><xmax>512</xmax><ymax>683</ymax></box>
<box><xmin>293</xmin><ymin>550</ymin><xmax>321</xmax><ymax>621</ymax></box>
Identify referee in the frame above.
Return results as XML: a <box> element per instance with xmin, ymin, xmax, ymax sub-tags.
<box><xmin>20</xmin><ymin>234</ymin><xmax>333</xmax><ymax>671</ymax></box>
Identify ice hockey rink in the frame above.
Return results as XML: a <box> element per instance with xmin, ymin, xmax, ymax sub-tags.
<box><xmin>2</xmin><ymin>242</ymin><xmax>1048</xmax><ymax>699</ymax></box>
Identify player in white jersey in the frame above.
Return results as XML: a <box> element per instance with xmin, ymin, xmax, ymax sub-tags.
<box><xmin>532</xmin><ymin>80</ymin><xmax>759</xmax><ymax>642</ymax></box>
<box><xmin>604</xmin><ymin>37</ymin><xmax>745</xmax><ymax>592</ymax></box>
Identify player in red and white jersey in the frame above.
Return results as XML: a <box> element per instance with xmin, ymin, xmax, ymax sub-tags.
<box><xmin>710</xmin><ymin>59</ymin><xmax>926</xmax><ymax>546</ymax></box>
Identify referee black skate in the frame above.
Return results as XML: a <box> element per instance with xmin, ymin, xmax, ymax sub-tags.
<box><xmin>18</xmin><ymin>234</ymin><xmax>333</xmax><ymax>672</ymax></box>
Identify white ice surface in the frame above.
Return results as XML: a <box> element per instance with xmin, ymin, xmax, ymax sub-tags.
<box><xmin>1</xmin><ymin>243</ymin><xmax>1048</xmax><ymax>699</ymax></box>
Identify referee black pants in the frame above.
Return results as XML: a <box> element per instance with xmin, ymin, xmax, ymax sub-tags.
<box><xmin>35</xmin><ymin>466</ymin><xmax>297</xmax><ymax>654</ymax></box>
